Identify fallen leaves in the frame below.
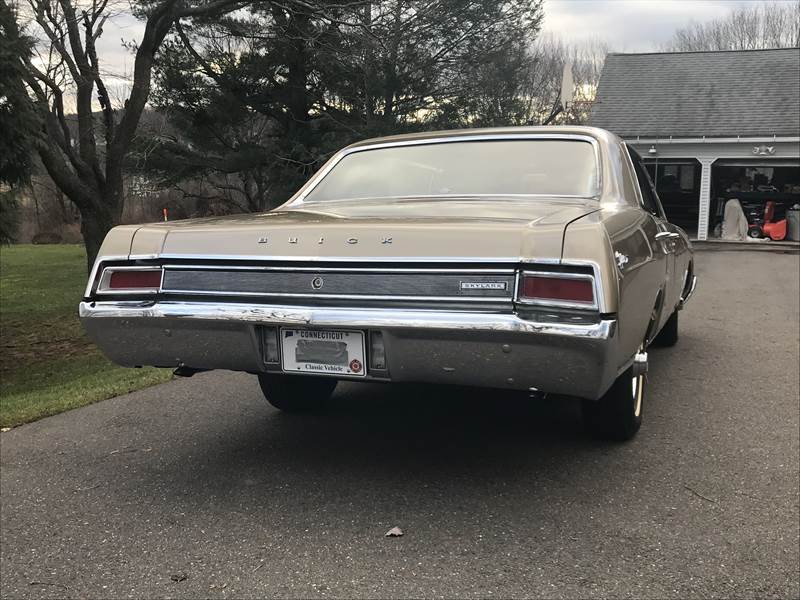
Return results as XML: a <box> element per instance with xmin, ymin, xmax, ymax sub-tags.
<box><xmin>385</xmin><ymin>526</ymin><xmax>404</xmax><ymax>537</ymax></box>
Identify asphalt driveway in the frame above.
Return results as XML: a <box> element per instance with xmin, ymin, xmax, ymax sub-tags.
<box><xmin>1</xmin><ymin>248</ymin><xmax>798</xmax><ymax>599</ymax></box>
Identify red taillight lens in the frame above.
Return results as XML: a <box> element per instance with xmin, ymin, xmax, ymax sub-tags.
<box><xmin>520</xmin><ymin>274</ymin><xmax>595</xmax><ymax>304</ymax></box>
<box><xmin>107</xmin><ymin>269</ymin><xmax>162</xmax><ymax>290</ymax></box>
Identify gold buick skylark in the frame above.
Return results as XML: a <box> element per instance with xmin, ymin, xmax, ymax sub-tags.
<box><xmin>80</xmin><ymin>126</ymin><xmax>696</xmax><ymax>440</ymax></box>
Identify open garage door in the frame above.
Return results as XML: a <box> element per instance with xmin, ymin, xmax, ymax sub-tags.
<box><xmin>710</xmin><ymin>159</ymin><xmax>800</xmax><ymax>240</ymax></box>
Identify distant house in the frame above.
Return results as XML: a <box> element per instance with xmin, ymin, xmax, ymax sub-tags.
<box><xmin>591</xmin><ymin>48</ymin><xmax>800</xmax><ymax>240</ymax></box>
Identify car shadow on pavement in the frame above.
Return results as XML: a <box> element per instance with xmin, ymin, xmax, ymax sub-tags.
<box><xmin>127</xmin><ymin>379</ymin><xmax>638</xmax><ymax>519</ymax></box>
<box><xmin>253</xmin><ymin>380</ymin><xmax>590</xmax><ymax>455</ymax></box>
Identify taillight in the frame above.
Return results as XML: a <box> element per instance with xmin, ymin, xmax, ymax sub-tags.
<box><xmin>109</xmin><ymin>270</ymin><xmax>162</xmax><ymax>289</ymax></box>
<box><xmin>518</xmin><ymin>272</ymin><xmax>595</xmax><ymax>307</ymax></box>
<box><xmin>97</xmin><ymin>267</ymin><xmax>162</xmax><ymax>294</ymax></box>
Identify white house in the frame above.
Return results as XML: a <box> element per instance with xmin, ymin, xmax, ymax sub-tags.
<box><xmin>590</xmin><ymin>48</ymin><xmax>800</xmax><ymax>240</ymax></box>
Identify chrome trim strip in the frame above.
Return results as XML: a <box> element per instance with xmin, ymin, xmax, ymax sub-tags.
<box><xmin>84</xmin><ymin>254</ymin><xmax>131</xmax><ymax>299</ymax></box>
<box><xmin>90</xmin><ymin>257</ymin><xmax>609</xmax><ymax>306</ymax></box>
<box><xmin>80</xmin><ymin>301</ymin><xmax>616</xmax><ymax>340</ymax></box>
<box><xmin>288</xmin><ymin>133</ymin><xmax>603</xmax><ymax>207</ymax></box>
<box><xmin>298</xmin><ymin>193</ymin><xmax>595</xmax><ymax>202</ymax></box>
<box><xmin>155</xmin><ymin>254</ymin><xmax>525</xmax><ymax>264</ymax></box>
<box><xmin>159</xmin><ymin>289</ymin><xmax>511</xmax><ymax>302</ymax></box>
<box><xmin>520</xmin><ymin>271</ymin><xmax>595</xmax><ymax>281</ymax></box>
<box><xmin>123</xmin><ymin>254</ymin><xmax>162</xmax><ymax>261</ymax></box>
<box><xmin>86</xmin><ymin>256</ymin><xmax>523</xmax><ymax>298</ymax></box>
<box><xmin>162</xmin><ymin>264</ymin><xmax>515</xmax><ymax>274</ymax></box>
<box><xmin>620</xmin><ymin>141</ymin><xmax>645</xmax><ymax>209</ymax></box>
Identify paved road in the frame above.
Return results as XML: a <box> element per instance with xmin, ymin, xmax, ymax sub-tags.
<box><xmin>2</xmin><ymin>249</ymin><xmax>798</xmax><ymax>599</ymax></box>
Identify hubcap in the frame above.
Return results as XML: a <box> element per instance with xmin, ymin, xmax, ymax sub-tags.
<box><xmin>632</xmin><ymin>374</ymin><xmax>644</xmax><ymax>417</ymax></box>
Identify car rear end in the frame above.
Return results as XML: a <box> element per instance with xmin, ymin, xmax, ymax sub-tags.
<box><xmin>80</xmin><ymin>255</ymin><xmax>620</xmax><ymax>400</ymax></box>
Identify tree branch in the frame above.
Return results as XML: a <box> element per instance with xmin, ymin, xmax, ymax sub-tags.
<box><xmin>111</xmin><ymin>0</ymin><xmax>180</xmax><ymax>163</ymax></box>
<box><xmin>23</xmin><ymin>62</ymin><xmax>98</xmax><ymax>182</ymax></box>
<box><xmin>176</xmin><ymin>0</ymin><xmax>247</xmax><ymax>18</ymax></box>
<box><xmin>82</xmin><ymin>9</ymin><xmax>115</xmax><ymax>150</ymax></box>
<box><xmin>30</xmin><ymin>0</ymin><xmax>81</xmax><ymax>80</ymax></box>
<box><xmin>48</xmin><ymin>0</ymin><xmax>102</xmax><ymax>179</ymax></box>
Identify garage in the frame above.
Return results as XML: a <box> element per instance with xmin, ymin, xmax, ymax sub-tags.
<box><xmin>710</xmin><ymin>159</ymin><xmax>800</xmax><ymax>239</ymax></box>
<box><xmin>591</xmin><ymin>47</ymin><xmax>800</xmax><ymax>242</ymax></box>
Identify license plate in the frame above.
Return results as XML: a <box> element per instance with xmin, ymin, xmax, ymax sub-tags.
<box><xmin>280</xmin><ymin>329</ymin><xmax>366</xmax><ymax>377</ymax></box>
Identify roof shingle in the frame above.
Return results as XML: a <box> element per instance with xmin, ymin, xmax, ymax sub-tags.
<box><xmin>590</xmin><ymin>48</ymin><xmax>800</xmax><ymax>138</ymax></box>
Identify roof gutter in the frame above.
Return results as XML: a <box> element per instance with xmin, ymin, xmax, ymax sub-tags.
<box><xmin>626</xmin><ymin>135</ymin><xmax>800</xmax><ymax>144</ymax></box>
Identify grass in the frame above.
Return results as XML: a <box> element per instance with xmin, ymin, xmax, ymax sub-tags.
<box><xmin>0</xmin><ymin>244</ymin><xmax>172</xmax><ymax>427</ymax></box>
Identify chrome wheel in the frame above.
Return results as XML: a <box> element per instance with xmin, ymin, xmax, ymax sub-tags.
<box><xmin>632</xmin><ymin>372</ymin><xmax>644</xmax><ymax>417</ymax></box>
<box><xmin>583</xmin><ymin>349</ymin><xmax>646</xmax><ymax>441</ymax></box>
<box><xmin>632</xmin><ymin>344</ymin><xmax>646</xmax><ymax>417</ymax></box>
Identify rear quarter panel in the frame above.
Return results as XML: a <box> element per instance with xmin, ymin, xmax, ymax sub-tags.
<box><xmin>563</xmin><ymin>207</ymin><xmax>665</xmax><ymax>372</ymax></box>
<box><xmin>560</xmin><ymin>212</ymin><xmax>619</xmax><ymax>313</ymax></box>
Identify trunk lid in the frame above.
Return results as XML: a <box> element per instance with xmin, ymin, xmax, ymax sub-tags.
<box><xmin>133</xmin><ymin>198</ymin><xmax>600</xmax><ymax>262</ymax></box>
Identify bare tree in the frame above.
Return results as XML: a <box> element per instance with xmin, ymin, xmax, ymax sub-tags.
<box><xmin>517</xmin><ymin>35</ymin><xmax>609</xmax><ymax>126</ymax></box>
<box><xmin>663</xmin><ymin>1</ymin><xmax>800</xmax><ymax>52</ymax></box>
<box><xmin>13</xmin><ymin>0</ymin><xmax>242</xmax><ymax>270</ymax></box>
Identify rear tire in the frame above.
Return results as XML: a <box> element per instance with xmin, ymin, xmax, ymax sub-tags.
<box><xmin>583</xmin><ymin>365</ymin><xmax>644</xmax><ymax>441</ymax></box>
<box><xmin>257</xmin><ymin>373</ymin><xmax>337</xmax><ymax>413</ymax></box>
<box><xmin>652</xmin><ymin>309</ymin><xmax>679</xmax><ymax>347</ymax></box>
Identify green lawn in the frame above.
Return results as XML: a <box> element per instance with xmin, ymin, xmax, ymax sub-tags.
<box><xmin>0</xmin><ymin>245</ymin><xmax>171</xmax><ymax>427</ymax></box>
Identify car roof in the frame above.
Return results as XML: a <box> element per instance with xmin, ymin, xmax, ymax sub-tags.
<box><xmin>345</xmin><ymin>125</ymin><xmax>622</xmax><ymax>150</ymax></box>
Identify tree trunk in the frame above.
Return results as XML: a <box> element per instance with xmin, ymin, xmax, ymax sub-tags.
<box><xmin>79</xmin><ymin>202</ymin><xmax>117</xmax><ymax>273</ymax></box>
<box><xmin>22</xmin><ymin>0</ymin><xmax>239</xmax><ymax>274</ymax></box>
<box><xmin>76</xmin><ymin>177</ymin><xmax>123</xmax><ymax>272</ymax></box>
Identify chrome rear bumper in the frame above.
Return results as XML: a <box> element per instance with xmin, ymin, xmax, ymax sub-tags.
<box><xmin>79</xmin><ymin>301</ymin><xmax>621</xmax><ymax>399</ymax></box>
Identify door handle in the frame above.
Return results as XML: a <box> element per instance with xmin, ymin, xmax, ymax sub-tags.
<box><xmin>655</xmin><ymin>232</ymin><xmax>680</xmax><ymax>241</ymax></box>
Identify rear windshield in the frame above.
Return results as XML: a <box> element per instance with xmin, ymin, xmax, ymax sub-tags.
<box><xmin>303</xmin><ymin>139</ymin><xmax>598</xmax><ymax>202</ymax></box>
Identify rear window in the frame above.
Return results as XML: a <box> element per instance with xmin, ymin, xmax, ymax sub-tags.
<box><xmin>303</xmin><ymin>139</ymin><xmax>598</xmax><ymax>202</ymax></box>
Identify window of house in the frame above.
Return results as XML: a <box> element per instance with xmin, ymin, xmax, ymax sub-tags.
<box><xmin>646</xmin><ymin>163</ymin><xmax>698</xmax><ymax>192</ymax></box>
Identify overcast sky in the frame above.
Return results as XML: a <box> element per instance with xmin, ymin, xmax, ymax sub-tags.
<box><xmin>86</xmin><ymin>0</ymin><xmax>783</xmax><ymax>89</ymax></box>
<box><xmin>542</xmin><ymin>0</ymin><xmax>776</xmax><ymax>51</ymax></box>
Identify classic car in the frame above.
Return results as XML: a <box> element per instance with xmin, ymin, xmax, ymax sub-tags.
<box><xmin>80</xmin><ymin>126</ymin><xmax>696</xmax><ymax>440</ymax></box>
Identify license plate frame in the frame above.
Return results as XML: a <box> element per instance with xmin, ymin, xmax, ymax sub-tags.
<box><xmin>280</xmin><ymin>328</ymin><xmax>366</xmax><ymax>377</ymax></box>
